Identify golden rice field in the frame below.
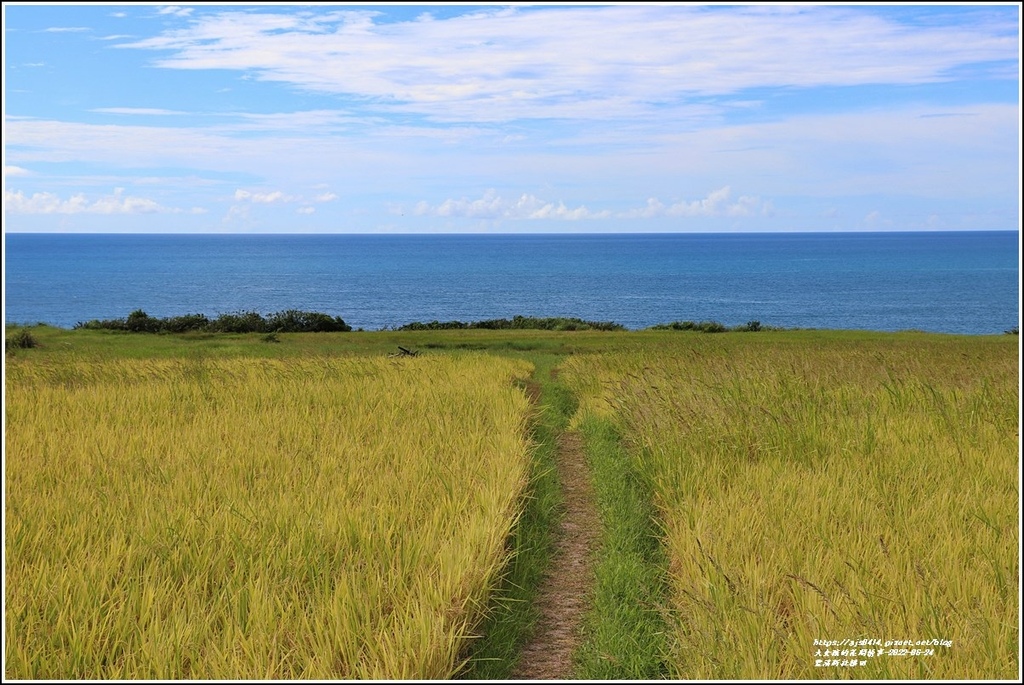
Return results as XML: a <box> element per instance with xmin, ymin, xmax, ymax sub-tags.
<box><xmin>562</xmin><ymin>334</ymin><xmax>1019</xmax><ymax>679</ymax></box>
<box><xmin>5</xmin><ymin>353</ymin><xmax>533</xmax><ymax>679</ymax></box>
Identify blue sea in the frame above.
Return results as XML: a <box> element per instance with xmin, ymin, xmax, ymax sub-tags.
<box><xmin>3</xmin><ymin>232</ymin><xmax>1019</xmax><ymax>335</ymax></box>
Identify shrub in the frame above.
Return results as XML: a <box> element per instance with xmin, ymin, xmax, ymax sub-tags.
<box><xmin>125</xmin><ymin>309</ymin><xmax>161</xmax><ymax>333</ymax></box>
<box><xmin>74</xmin><ymin>310</ymin><xmax>352</xmax><ymax>334</ymax></box>
<box><xmin>266</xmin><ymin>309</ymin><xmax>351</xmax><ymax>333</ymax></box>
<box><xmin>74</xmin><ymin>317</ymin><xmax>128</xmax><ymax>331</ymax></box>
<box><xmin>5</xmin><ymin>328</ymin><xmax>38</xmax><ymax>351</ymax></box>
<box><xmin>649</xmin><ymin>320</ymin><xmax>732</xmax><ymax>333</ymax></box>
<box><xmin>210</xmin><ymin>311</ymin><xmax>269</xmax><ymax>334</ymax></box>
<box><xmin>398</xmin><ymin>316</ymin><xmax>625</xmax><ymax>332</ymax></box>
<box><xmin>163</xmin><ymin>314</ymin><xmax>210</xmax><ymax>333</ymax></box>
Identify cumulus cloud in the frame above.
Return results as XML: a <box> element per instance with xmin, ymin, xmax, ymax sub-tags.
<box><xmin>4</xmin><ymin>166</ymin><xmax>31</xmax><ymax>177</ymax></box>
<box><xmin>415</xmin><ymin>189</ymin><xmax>609</xmax><ymax>221</ymax></box>
<box><xmin>233</xmin><ymin>189</ymin><xmax>294</xmax><ymax>203</ymax></box>
<box><xmin>618</xmin><ymin>187</ymin><xmax>771</xmax><ymax>219</ymax></box>
<box><xmin>3</xmin><ymin>188</ymin><xmax>202</xmax><ymax>214</ymax></box>
<box><xmin>413</xmin><ymin>187</ymin><xmax>775</xmax><ymax>222</ymax></box>
<box><xmin>231</xmin><ymin>189</ymin><xmax>337</xmax><ymax>213</ymax></box>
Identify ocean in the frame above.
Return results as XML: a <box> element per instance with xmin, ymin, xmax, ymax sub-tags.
<box><xmin>3</xmin><ymin>231</ymin><xmax>1019</xmax><ymax>335</ymax></box>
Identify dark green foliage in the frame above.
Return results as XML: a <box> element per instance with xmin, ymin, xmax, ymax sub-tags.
<box><xmin>400</xmin><ymin>320</ymin><xmax>469</xmax><ymax>331</ymax></box>
<box><xmin>649</xmin><ymin>320</ymin><xmax>727</xmax><ymax>333</ymax></box>
<box><xmin>73</xmin><ymin>310</ymin><xmax>351</xmax><ymax>334</ymax></box>
<box><xmin>163</xmin><ymin>313</ymin><xmax>211</xmax><ymax>333</ymax></box>
<box><xmin>266</xmin><ymin>309</ymin><xmax>352</xmax><ymax>333</ymax></box>
<box><xmin>649</xmin><ymin>319</ymin><xmax>775</xmax><ymax>333</ymax></box>
<box><xmin>399</xmin><ymin>315</ymin><xmax>625</xmax><ymax>332</ymax></box>
<box><xmin>125</xmin><ymin>309</ymin><xmax>161</xmax><ymax>333</ymax></box>
<box><xmin>5</xmin><ymin>328</ymin><xmax>39</xmax><ymax>350</ymax></box>
<box><xmin>75</xmin><ymin>317</ymin><xmax>128</xmax><ymax>331</ymax></box>
<box><xmin>1005</xmin><ymin>326</ymin><xmax>1019</xmax><ymax>335</ymax></box>
<box><xmin>209</xmin><ymin>310</ymin><xmax>269</xmax><ymax>333</ymax></box>
<box><xmin>261</xmin><ymin>333</ymin><xmax>281</xmax><ymax>343</ymax></box>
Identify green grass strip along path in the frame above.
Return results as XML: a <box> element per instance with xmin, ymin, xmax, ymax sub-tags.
<box><xmin>458</xmin><ymin>352</ymin><xmax>671</xmax><ymax>679</ymax></box>
<box><xmin>573</xmin><ymin>414</ymin><xmax>672</xmax><ymax>679</ymax></box>
<box><xmin>457</xmin><ymin>353</ymin><xmax>565</xmax><ymax>679</ymax></box>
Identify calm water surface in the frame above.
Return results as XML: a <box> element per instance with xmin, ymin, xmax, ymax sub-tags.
<box><xmin>3</xmin><ymin>231</ymin><xmax>1019</xmax><ymax>334</ymax></box>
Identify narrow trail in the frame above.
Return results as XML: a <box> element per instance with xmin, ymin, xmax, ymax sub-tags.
<box><xmin>511</xmin><ymin>381</ymin><xmax>601</xmax><ymax>679</ymax></box>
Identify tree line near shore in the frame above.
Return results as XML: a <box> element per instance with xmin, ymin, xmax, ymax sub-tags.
<box><xmin>74</xmin><ymin>309</ymin><xmax>353</xmax><ymax>334</ymax></box>
<box><xmin>68</xmin><ymin>310</ymin><xmax>782</xmax><ymax>334</ymax></box>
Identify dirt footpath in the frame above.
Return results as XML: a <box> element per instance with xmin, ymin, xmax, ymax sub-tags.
<box><xmin>511</xmin><ymin>429</ymin><xmax>600</xmax><ymax>679</ymax></box>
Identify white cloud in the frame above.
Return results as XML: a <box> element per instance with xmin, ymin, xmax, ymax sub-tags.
<box><xmin>314</xmin><ymin>192</ymin><xmax>338</xmax><ymax>202</ymax></box>
<box><xmin>229</xmin><ymin>110</ymin><xmax>358</xmax><ymax>131</ymax></box>
<box><xmin>4</xmin><ymin>103</ymin><xmax>1016</xmax><ymax>213</ymax></box>
<box><xmin>233</xmin><ymin>189</ymin><xmax>294</xmax><ymax>203</ymax></box>
<box><xmin>43</xmin><ymin>27</ymin><xmax>90</xmax><ymax>33</ymax></box>
<box><xmin>3</xmin><ymin>188</ymin><xmax>194</xmax><ymax>214</ymax></box>
<box><xmin>4</xmin><ymin>166</ymin><xmax>31</xmax><ymax>177</ymax></box>
<box><xmin>297</xmin><ymin>206</ymin><xmax>315</xmax><ymax>215</ymax></box>
<box><xmin>92</xmin><ymin>107</ymin><xmax>187</xmax><ymax>116</ymax></box>
<box><xmin>158</xmin><ymin>6</ymin><xmax>193</xmax><ymax>18</ymax></box>
<box><xmin>618</xmin><ymin>187</ymin><xmax>771</xmax><ymax>219</ymax></box>
<box><xmin>415</xmin><ymin>189</ymin><xmax>609</xmax><ymax>221</ymax></box>
<box><xmin>117</xmin><ymin>6</ymin><xmax>1017</xmax><ymax>123</ymax></box>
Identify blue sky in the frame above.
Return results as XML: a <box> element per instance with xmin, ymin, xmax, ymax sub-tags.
<box><xmin>2</xmin><ymin>2</ymin><xmax>1020</xmax><ymax>233</ymax></box>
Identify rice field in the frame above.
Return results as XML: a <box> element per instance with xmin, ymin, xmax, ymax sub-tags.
<box><xmin>561</xmin><ymin>334</ymin><xmax>1019</xmax><ymax>679</ymax></box>
<box><xmin>5</xmin><ymin>353</ymin><xmax>534</xmax><ymax>679</ymax></box>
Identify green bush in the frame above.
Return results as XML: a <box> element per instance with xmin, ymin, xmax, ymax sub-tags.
<box><xmin>125</xmin><ymin>309</ymin><xmax>161</xmax><ymax>333</ymax></box>
<box><xmin>5</xmin><ymin>328</ymin><xmax>38</xmax><ymax>351</ymax></box>
<box><xmin>210</xmin><ymin>311</ymin><xmax>268</xmax><ymax>333</ymax></box>
<box><xmin>74</xmin><ymin>317</ymin><xmax>128</xmax><ymax>331</ymax></box>
<box><xmin>266</xmin><ymin>309</ymin><xmax>352</xmax><ymax>333</ymax></box>
<box><xmin>650</xmin><ymin>320</ymin><xmax>723</xmax><ymax>332</ymax></box>
<box><xmin>163</xmin><ymin>314</ymin><xmax>210</xmax><ymax>333</ymax></box>
<box><xmin>397</xmin><ymin>316</ymin><xmax>625</xmax><ymax>332</ymax></box>
<box><xmin>72</xmin><ymin>309</ymin><xmax>352</xmax><ymax>334</ymax></box>
<box><xmin>650</xmin><ymin>320</ymin><xmax>766</xmax><ymax>333</ymax></box>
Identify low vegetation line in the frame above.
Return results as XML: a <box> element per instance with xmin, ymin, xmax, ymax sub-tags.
<box><xmin>17</xmin><ymin>310</ymin><xmax>881</xmax><ymax>337</ymax></box>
